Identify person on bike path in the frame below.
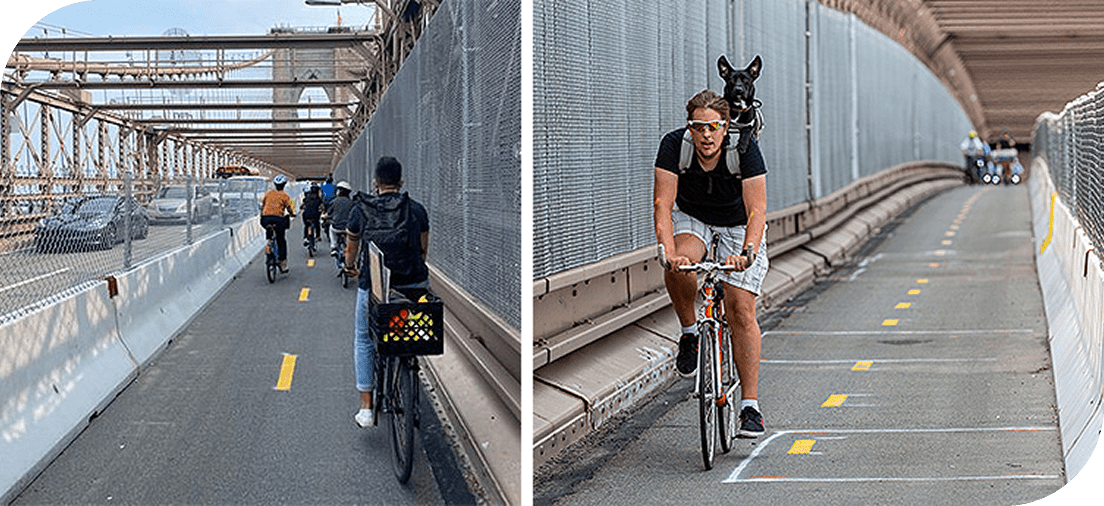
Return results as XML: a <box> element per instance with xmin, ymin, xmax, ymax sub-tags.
<box><xmin>301</xmin><ymin>183</ymin><xmax>324</xmax><ymax>248</ymax></box>
<box><xmin>343</xmin><ymin>157</ymin><xmax>430</xmax><ymax>428</ymax></box>
<box><xmin>320</xmin><ymin>175</ymin><xmax>337</xmax><ymax>207</ymax></box>
<box><xmin>325</xmin><ymin>181</ymin><xmax>356</xmax><ymax>258</ymax></box>
<box><xmin>260</xmin><ymin>174</ymin><xmax>296</xmax><ymax>273</ymax></box>
<box><xmin>654</xmin><ymin>89</ymin><xmax>769</xmax><ymax>437</ymax></box>
<box><xmin>960</xmin><ymin>130</ymin><xmax>990</xmax><ymax>184</ymax></box>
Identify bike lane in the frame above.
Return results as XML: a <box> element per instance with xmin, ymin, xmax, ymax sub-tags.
<box><xmin>11</xmin><ymin>220</ymin><xmax>453</xmax><ymax>504</ymax></box>
<box><xmin>540</xmin><ymin>184</ymin><xmax>1064</xmax><ymax>506</ymax></box>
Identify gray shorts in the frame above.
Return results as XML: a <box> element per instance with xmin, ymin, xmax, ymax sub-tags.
<box><xmin>672</xmin><ymin>209</ymin><xmax>769</xmax><ymax>295</ymax></box>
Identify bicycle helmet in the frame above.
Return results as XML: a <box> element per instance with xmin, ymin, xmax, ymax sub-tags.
<box><xmin>274</xmin><ymin>174</ymin><xmax>288</xmax><ymax>185</ymax></box>
<box><xmin>336</xmin><ymin>181</ymin><xmax>352</xmax><ymax>191</ymax></box>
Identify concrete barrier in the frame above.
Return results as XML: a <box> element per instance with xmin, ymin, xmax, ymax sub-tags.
<box><xmin>1</xmin><ymin>222</ymin><xmax>264</xmax><ymax>502</ymax></box>
<box><xmin>1028</xmin><ymin>158</ymin><xmax>1104</xmax><ymax>481</ymax></box>
<box><xmin>0</xmin><ymin>282</ymin><xmax>139</xmax><ymax>502</ymax></box>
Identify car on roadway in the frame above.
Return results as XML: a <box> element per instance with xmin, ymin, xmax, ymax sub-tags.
<box><xmin>147</xmin><ymin>184</ymin><xmax>216</xmax><ymax>224</ymax></box>
<box><xmin>218</xmin><ymin>176</ymin><xmax>269</xmax><ymax>223</ymax></box>
<box><xmin>34</xmin><ymin>195</ymin><xmax>149</xmax><ymax>252</ymax></box>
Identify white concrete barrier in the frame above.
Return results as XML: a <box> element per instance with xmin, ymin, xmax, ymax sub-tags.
<box><xmin>1029</xmin><ymin>159</ymin><xmax>1104</xmax><ymax>482</ymax></box>
<box><xmin>0</xmin><ymin>283</ymin><xmax>139</xmax><ymax>500</ymax></box>
<box><xmin>1</xmin><ymin>222</ymin><xmax>264</xmax><ymax>501</ymax></box>
<box><xmin>113</xmin><ymin>230</ymin><xmax>231</xmax><ymax>365</ymax></box>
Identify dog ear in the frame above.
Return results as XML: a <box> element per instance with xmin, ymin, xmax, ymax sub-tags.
<box><xmin>717</xmin><ymin>55</ymin><xmax>734</xmax><ymax>79</ymax></box>
<box><xmin>745</xmin><ymin>55</ymin><xmax>762</xmax><ymax>81</ymax></box>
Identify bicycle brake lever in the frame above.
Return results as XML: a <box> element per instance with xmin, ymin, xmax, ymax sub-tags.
<box><xmin>657</xmin><ymin>244</ymin><xmax>671</xmax><ymax>270</ymax></box>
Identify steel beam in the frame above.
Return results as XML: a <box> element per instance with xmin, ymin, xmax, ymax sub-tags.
<box><xmin>23</xmin><ymin>79</ymin><xmax>365</xmax><ymax>90</ymax></box>
<box><xmin>13</xmin><ymin>33</ymin><xmax>381</xmax><ymax>52</ymax></box>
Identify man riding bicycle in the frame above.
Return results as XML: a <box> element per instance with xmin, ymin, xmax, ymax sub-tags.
<box><xmin>326</xmin><ymin>181</ymin><xmax>355</xmax><ymax>258</ymax></box>
<box><xmin>301</xmin><ymin>183</ymin><xmax>324</xmax><ymax>249</ymax></box>
<box><xmin>960</xmin><ymin>130</ymin><xmax>990</xmax><ymax>184</ymax></box>
<box><xmin>260</xmin><ymin>174</ymin><xmax>296</xmax><ymax>273</ymax></box>
<box><xmin>344</xmin><ymin>157</ymin><xmax>430</xmax><ymax>428</ymax></box>
<box><xmin>654</xmin><ymin>89</ymin><xmax>769</xmax><ymax>438</ymax></box>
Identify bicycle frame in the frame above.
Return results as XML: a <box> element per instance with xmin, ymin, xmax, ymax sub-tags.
<box><xmin>661</xmin><ymin>235</ymin><xmax>740</xmax><ymax>469</ymax></box>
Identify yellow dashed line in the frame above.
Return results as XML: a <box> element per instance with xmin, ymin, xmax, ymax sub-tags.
<box><xmin>852</xmin><ymin>361</ymin><xmax>873</xmax><ymax>372</ymax></box>
<box><xmin>298</xmin><ymin>287</ymin><xmax>311</xmax><ymax>302</ymax></box>
<box><xmin>941</xmin><ymin>240</ymin><xmax>953</xmax><ymax>245</ymax></box>
<box><xmin>276</xmin><ymin>354</ymin><xmax>298</xmax><ymax>391</ymax></box>
<box><xmin>895</xmin><ymin>302</ymin><xmax>911</xmax><ymax>309</ymax></box>
<box><xmin>908</xmin><ymin>289</ymin><xmax>921</xmax><ymax>295</ymax></box>
<box><xmin>882</xmin><ymin>319</ymin><xmax>899</xmax><ymax>326</ymax></box>
<box><xmin>934</xmin><ymin>250</ymin><xmax>947</xmax><ymax>256</ymax></box>
<box><xmin>929</xmin><ymin>263</ymin><xmax>941</xmax><ymax>268</ymax></box>
<box><xmin>945</xmin><ymin>231</ymin><xmax>956</xmax><ymax>237</ymax></box>
<box><xmin>916</xmin><ymin>279</ymin><xmax>929</xmax><ymax>284</ymax></box>
<box><xmin>822</xmin><ymin>394</ymin><xmax>848</xmax><ymax>408</ymax></box>
<box><xmin>788</xmin><ymin>439</ymin><xmax>817</xmax><ymax>455</ymax></box>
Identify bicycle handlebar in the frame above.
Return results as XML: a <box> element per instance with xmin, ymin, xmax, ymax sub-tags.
<box><xmin>657</xmin><ymin>244</ymin><xmax>739</xmax><ymax>272</ymax></box>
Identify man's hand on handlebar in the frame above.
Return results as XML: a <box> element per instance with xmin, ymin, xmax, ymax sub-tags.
<box><xmin>665</xmin><ymin>253</ymin><xmax>693</xmax><ymax>271</ymax></box>
<box><xmin>724</xmin><ymin>254</ymin><xmax>752</xmax><ymax>272</ymax></box>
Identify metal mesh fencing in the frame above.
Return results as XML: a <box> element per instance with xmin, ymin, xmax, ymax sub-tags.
<box><xmin>533</xmin><ymin>0</ymin><xmax>974</xmax><ymax>279</ymax></box>
<box><xmin>1033</xmin><ymin>83</ymin><xmax>1104</xmax><ymax>258</ymax></box>
<box><xmin>333</xmin><ymin>0</ymin><xmax>521</xmax><ymax>329</ymax></box>
<box><xmin>0</xmin><ymin>89</ymin><xmax>268</xmax><ymax>325</ymax></box>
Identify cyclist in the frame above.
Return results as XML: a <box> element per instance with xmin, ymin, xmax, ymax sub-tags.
<box><xmin>260</xmin><ymin>174</ymin><xmax>296</xmax><ymax>273</ymax></box>
<box><xmin>326</xmin><ymin>180</ymin><xmax>356</xmax><ymax>258</ymax></box>
<box><xmin>654</xmin><ymin>89</ymin><xmax>768</xmax><ymax>437</ymax></box>
<box><xmin>960</xmin><ymin>130</ymin><xmax>989</xmax><ymax>184</ymax></box>
<box><xmin>301</xmin><ymin>183</ymin><xmax>324</xmax><ymax>249</ymax></box>
<box><xmin>344</xmin><ymin>157</ymin><xmax>430</xmax><ymax>428</ymax></box>
<box><xmin>320</xmin><ymin>175</ymin><xmax>337</xmax><ymax>207</ymax></box>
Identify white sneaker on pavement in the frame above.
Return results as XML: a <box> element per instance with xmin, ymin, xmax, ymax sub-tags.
<box><xmin>355</xmin><ymin>408</ymin><xmax>374</xmax><ymax>428</ymax></box>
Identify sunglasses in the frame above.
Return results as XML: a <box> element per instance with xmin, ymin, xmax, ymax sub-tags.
<box><xmin>687</xmin><ymin>119</ymin><xmax>727</xmax><ymax>133</ymax></box>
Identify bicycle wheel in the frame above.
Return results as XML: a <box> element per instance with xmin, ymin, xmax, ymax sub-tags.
<box><xmin>698</xmin><ymin>320</ymin><xmax>717</xmax><ymax>470</ymax></box>
<box><xmin>718</xmin><ymin>322</ymin><xmax>737</xmax><ymax>454</ymax></box>
<box><xmin>387</xmin><ymin>356</ymin><xmax>416</xmax><ymax>483</ymax></box>
<box><xmin>265</xmin><ymin>245</ymin><xmax>277</xmax><ymax>283</ymax></box>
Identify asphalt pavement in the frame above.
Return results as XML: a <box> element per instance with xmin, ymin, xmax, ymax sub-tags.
<box><xmin>537</xmin><ymin>184</ymin><xmax>1064</xmax><ymax>506</ymax></box>
<box><xmin>11</xmin><ymin>219</ymin><xmax>471</xmax><ymax>504</ymax></box>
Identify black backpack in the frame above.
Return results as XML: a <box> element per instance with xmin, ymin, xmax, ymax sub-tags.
<box><xmin>353</xmin><ymin>192</ymin><xmax>425</xmax><ymax>286</ymax></box>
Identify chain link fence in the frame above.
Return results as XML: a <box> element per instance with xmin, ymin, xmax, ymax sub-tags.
<box><xmin>333</xmin><ymin>0</ymin><xmax>521</xmax><ymax>329</ymax></box>
<box><xmin>0</xmin><ymin>89</ymin><xmax>271</xmax><ymax>326</ymax></box>
<box><xmin>533</xmin><ymin>0</ymin><xmax>973</xmax><ymax>279</ymax></box>
<box><xmin>1032</xmin><ymin>82</ymin><xmax>1104</xmax><ymax>261</ymax></box>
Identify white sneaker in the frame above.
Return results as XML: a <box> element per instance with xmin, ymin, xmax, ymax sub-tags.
<box><xmin>355</xmin><ymin>408</ymin><xmax>374</xmax><ymax>428</ymax></box>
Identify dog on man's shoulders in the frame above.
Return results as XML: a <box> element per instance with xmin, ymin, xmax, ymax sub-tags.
<box><xmin>717</xmin><ymin>54</ymin><xmax>764</xmax><ymax>153</ymax></box>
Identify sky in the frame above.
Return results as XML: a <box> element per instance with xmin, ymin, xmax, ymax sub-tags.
<box><xmin>8</xmin><ymin>0</ymin><xmax>379</xmax><ymax>41</ymax></box>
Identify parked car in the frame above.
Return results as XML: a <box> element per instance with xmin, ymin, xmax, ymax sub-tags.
<box><xmin>34</xmin><ymin>195</ymin><xmax>149</xmax><ymax>252</ymax></box>
<box><xmin>147</xmin><ymin>184</ymin><xmax>215</xmax><ymax>224</ymax></box>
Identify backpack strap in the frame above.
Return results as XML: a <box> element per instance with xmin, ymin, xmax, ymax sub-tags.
<box><xmin>678</xmin><ymin>129</ymin><xmax>741</xmax><ymax>177</ymax></box>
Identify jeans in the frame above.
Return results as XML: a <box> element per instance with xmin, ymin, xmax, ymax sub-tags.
<box><xmin>353</xmin><ymin>282</ymin><xmax>432</xmax><ymax>393</ymax></box>
<box><xmin>354</xmin><ymin>287</ymin><xmax>376</xmax><ymax>393</ymax></box>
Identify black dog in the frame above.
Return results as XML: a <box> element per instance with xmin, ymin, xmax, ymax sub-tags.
<box><xmin>717</xmin><ymin>54</ymin><xmax>763</xmax><ymax>143</ymax></box>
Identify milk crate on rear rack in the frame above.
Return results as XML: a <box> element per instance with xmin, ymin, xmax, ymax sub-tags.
<box><xmin>370</xmin><ymin>293</ymin><xmax>445</xmax><ymax>356</ymax></box>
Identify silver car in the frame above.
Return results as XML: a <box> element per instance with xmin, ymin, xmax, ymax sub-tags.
<box><xmin>147</xmin><ymin>185</ymin><xmax>215</xmax><ymax>224</ymax></box>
